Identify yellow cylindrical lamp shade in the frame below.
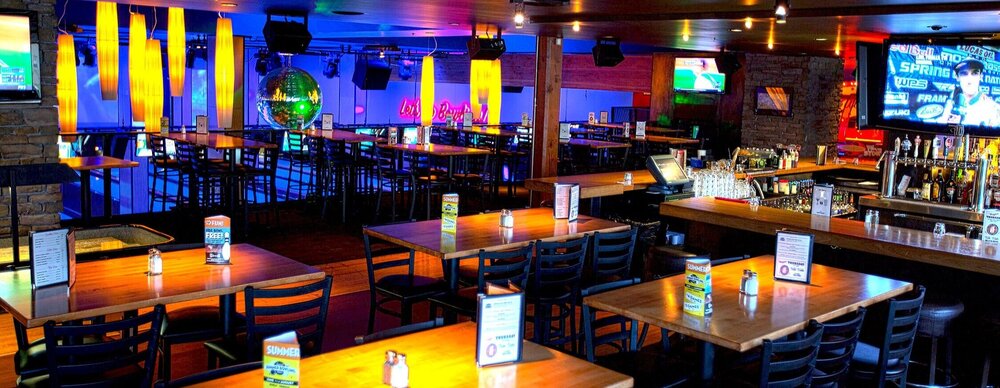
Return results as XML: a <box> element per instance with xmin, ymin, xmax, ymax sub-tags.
<box><xmin>128</xmin><ymin>13</ymin><xmax>146</xmax><ymax>122</ymax></box>
<box><xmin>215</xmin><ymin>17</ymin><xmax>234</xmax><ymax>129</ymax></box>
<box><xmin>144</xmin><ymin>39</ymin><xmax>164</xmax><ymax>133</ymax></box>
<box><xmin>470</xmin><ymin>60</ymin><xmax>491</xmax><ymax>121</ymax></box>
<box><xmin>57</xmin><ymin>34</ymin><xmax>78</xmax><ymax>134</ymax></box>
<box><xmin>420</xmin><ymin>56</ymin><xmax>435</xmax><ymax>126</ymax></box>
<box><xmin>96</xmin><ymin>1</ymin><xmax>119</xmax><ymax>100</ymax></box>
<box><xmin>488</xmin><ymin>59</ymin><xmax>501</xmax><ymax>126</ymax></box>
<box><xmin>168</xmin><ymin>7</ymin><xmax>186</xmax><ymax>97</ymax></box>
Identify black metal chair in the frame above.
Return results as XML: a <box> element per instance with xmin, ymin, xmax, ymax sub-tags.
<box><xmin>153</xmin><ymin>362</ymin><xmax>261</xmax><ymax>388</ymax></box>
<box><xmin>754</xmin><ymin>320</ymin><xmax>825</xmax><ymax>388</ymax></box>
<box><xmin>373</xmin><ymin>145</ymin><xmax>413</xmax><ymax>222</ymax></box>
<box><xmin>429</xmin><ymin>245</ymin><xmax>534</xmax><ymax>321</ymax></box>
<box><xmin>149</xmin><ymin>136</ymin><xmax>186</xmax><ymax>212</ymax></box>
<box><xmin>204</xmin><ymin>276</ymin><xmax>333</xmax><ymax>368</ymax></box>
<box><xmin>812</xmin><ymin>307</ymin><xmax>867</xmax><ymax>388</ymax></box>
<box><xmin>589</xmin><ymin>228</ymin><xmax>638</xmax><ymax>285</ymax></box>
<box><xmin>850</xmin><ymin>285</ymin><xmax>926</xmax><ymax>387</ymax></box>
<box><xmin>363</xmin><ymin>232</ymin><xmax>446</xmax><ymax>334</ymax></box>
<box><xmin>18</xmin><ymin>305</ymin><xmax>165</xmax><ymax>388</ymax></box>
<box><xmin>354</xmin><ymin>317</ymin><xmax>445</xmax><ymax>345</ymax></box>
<box><xmin>529</xmin><ymin>236</ymin><xmax>589</xmax><ymax>352</ymax></box>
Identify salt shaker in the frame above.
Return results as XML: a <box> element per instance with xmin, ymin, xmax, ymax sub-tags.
<box><xmin>745</xmin><ymin>272</ymin><xmax>759</xmax><ymax>296</ymax></box>
<box><xmin>147</xmin><ymin>248</ymin><xmax>162</xmax><ymax>276</ymax></box>
<box><xmin>740</xmin><ymin>269</ymin><xmax>751</xmax><ymax>294</ymax></box>
<box><xmin>383</xmin><ymin>350</ymin><xmax>396</xmax><ymax>385</ymax></box>
<box><xmin>499</xmin><ymin>209</ymin><xmax>514</xmax><ymax>228</ymax></box>
<box><xmin>624</xmin><ymin>172</ymin><xmax>633</xmax><ymax>186</ymax></box>
<box><xmin>390</xmin><ymin>353</ymin><xmax>409</xmax><ymax>388</ymax></box>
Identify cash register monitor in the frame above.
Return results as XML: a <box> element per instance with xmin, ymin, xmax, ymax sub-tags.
<box><xmin>646</xmin><ymin>154</ymin><xmax>690</xmax><ymax>186</ymax></box>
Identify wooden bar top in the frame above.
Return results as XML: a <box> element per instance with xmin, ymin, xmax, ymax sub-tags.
<box><xmin>293</xmin><ymin>129</ymin><xmax>383</xmax><ymax>144</ymax></box>
<box><xmin>585</xmin><ymin>255</ymin><xmax>912</xmax><ymax>352</ymax></box>
<box><xmin>191</xmin><ymin>322</ymin><xmax>633</xmax><ymax>387</ymax></box>
<box><xmin>0</xmin><ymin>244</ymin><xmax>324</xmax><ymax>328</ymax></box>
<box><xmin>364</xmin><ymin>208</ymin><xmax>629</xmax><ymax>260</ymax></box>
<box><xmin>60</xmin><ymin>156</ymin><xmax>139</xmax><ymax>171</ymax></box>
<box><xmin>736</xmin><ymin>157</ymin><xmax>878</xmax><ymax>179</ymax></box>
<box><xmin>377</xmin><ymin>143</ymin><xmax>492</xmax><ymax>157</ymax></box>
<box><xmin>524</xmin><ymin>170</ymin><xmax>656</xmax><ymax>198</ymax></box>
<box><xmin>562</xmin><ymin>138</ymin><xmax>631</xmax><ymax>149</ymax></box>
<box><xmin>660</xmin><ymin>197</ymin><xmax>1000</xmax><ymax>276</ymax></box>
<box><xmin>158</xmin><ymin>133</ymin><xmax>278</xmax><ymax>149</ymax></box>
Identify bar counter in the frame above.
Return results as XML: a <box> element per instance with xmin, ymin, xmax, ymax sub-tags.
<box><xmin>660</xmin><ymin>197</ymin><xmax>1000</xmax><ymax>276</ymax></box>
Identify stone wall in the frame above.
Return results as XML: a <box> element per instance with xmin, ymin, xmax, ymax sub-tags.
<box><xmin>741</xmin><ymin>53</ymin><xmax>844</xmax><ymax>156</ymax></box>
<box><xmin>0</xmin><ymin>0</ymin><xmax>61</xmax><ymax>236</ymax></box>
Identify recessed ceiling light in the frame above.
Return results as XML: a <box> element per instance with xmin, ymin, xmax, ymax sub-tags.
<box><xmin>219</xmin><ymin>2</ymin><xmax>237</xmax><ymax>7</ymax></box>
<box><xmin>730</xmin><ymin>28</ymin><xmax>742</xmax><ymax>32</ymax></box>
<box><xmin>815</xmin><ymin>38</ymin><xmax>827</xmax><ymax>41</ymax></box>
<box><xmin>332</xmin><ymin>10</ymin><xmax>364</xmax><ymax>16</ymax></box>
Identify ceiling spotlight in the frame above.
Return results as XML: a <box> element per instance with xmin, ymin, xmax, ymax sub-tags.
<box><xmin>683</xmin><ymin>34</ymin><xmax>690</xmax><ymax>42</ymax></box>
<box><xmin>398</xmin><ymin>59</ymin><xmax>414</xmax><ymax>80</ymax></box>
<box><xmin>775</xmin><ymin>0</ymin><xmax>789</xmax><ymax>23</ymax></box>
<box><xmin>815</xmin><ymin>38</ymin><xmax>827</xmax><ymax>41</ymax></box>
<box><xmin>572</xmin><ymin>21</ymin><xmax>581</xmax><ymax>32</ymax></box>
<box><xmin>730</xmin><ymin>28</ymin><xmax>742</xmax><ymax>33</ymax></box>
<box><xmin>513</xmin><ymin>2</ymin><xmax>525</xmax><ymax>28</ymax></box>
<box><xmin>745</xmin><ymin>17</ymin><xmax>752</xmax><ymax>29</ymax></box>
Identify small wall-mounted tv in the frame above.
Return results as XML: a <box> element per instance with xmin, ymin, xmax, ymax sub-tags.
<box><xmin>0</xmin><ymin>10</ymin><xmax>41</xmax><ymax>103</ymax></box>
<box><xmin>673</xmin><ymin>58</ymin><xmax>726</xmax><ymax>94</ymax></box>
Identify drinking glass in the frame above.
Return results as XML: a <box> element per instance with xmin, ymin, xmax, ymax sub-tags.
<box><xmin>933</xmin><ymin>222</ymin><xmax>946</xmax><ymax>236</ymax></box>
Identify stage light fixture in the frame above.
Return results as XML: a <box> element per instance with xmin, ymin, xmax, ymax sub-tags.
<box><xmin>398</xmin><ymin>59</ymin><xmax>414</xmax><ymax>80</ymax></box>
<box><xmin>322</xmin><ymin>55</ymin><xmax>341</xmax><ymax>78</ymax></box>
<box><xmin>513</xmin><ymin>2</ymin><xmax>525</xmax><ymax>28</ymax></box>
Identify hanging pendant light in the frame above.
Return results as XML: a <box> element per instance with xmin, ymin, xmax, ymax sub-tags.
<box><xmin>488</xmin><ymin>59</ymin><xmax>502</xmax><ymax>126</ymax></box>
<box><xmin>96</xmin><ymin>1</ymin><xmax>119</xmax><ymax>100</ymax></box>
<box><xmin>470</xmin><ymin>60</ymin><xmax>491</xmax><ymax>122</ymax></box>
<box><xmin>215</xmin><ymin>17</ymin><xmax>234</xmax><ymax>129</ymax></box>
<box><xmin>144</xmin><ymin>39</ymin><xmax>164</xmax><ymax>133</ymax></box>
<box><xmin>57</xmin><ymin>34</ymin><xmax>77</xmax><ymax>134</ymax></box>
<box><xmin>167</xmin><ymin>7</ymin><xmax>186</xmax><ymax>97</ymax></box>
<box><xmin>420</xmin><ymin>56</ymin><xmax>435</xmax><ymax>126</ymax></box>
<box><xmin>129</xmin><ymin>12</ymin><xmax>146</xmax><ymax>122</ymax></box>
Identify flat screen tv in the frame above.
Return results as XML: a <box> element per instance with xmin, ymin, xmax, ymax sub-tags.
<box><xmin>673</xmin><ymin>57</ymin><xmax>726</xmax><ymax>93</ymax></box>
<box><xmin>0</xmin><ymin>11</ymin><xmax>41</xmax><ymax>103</ymax></box>
<box><xmin>876</xmin><ymin>38</ymin><xmax>1000</xmax><ymax>135</ymax></box>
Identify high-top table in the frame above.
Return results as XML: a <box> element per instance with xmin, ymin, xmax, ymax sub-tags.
<box><xmin>190</xmin><ymin>322</ymin><xmax>634</xmax><ymax>387</ymax></box>
<box><xmin>61</xmin><ymin>156</ymin><xmax>139</xmax><ymax>224</ymax></box>
<box><xmin>291</xmin><ymin>128</ymin><xmax>383</xmax><ymax>145</ymax></box>
<box><xmin>433</xmin><ymin>126</ymin><xmax>522</xmax><ymax>197</ymax></box>
<box><xmin>584</xmin><ymin>255</ymin><xmax>912</xmax><ymax>381</ymax></box>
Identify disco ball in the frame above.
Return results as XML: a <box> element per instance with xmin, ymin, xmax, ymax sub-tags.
<box><xmin>256</xmin><ymin>66</ymin><xmax>323</xmax><ymax>129</ymax></box>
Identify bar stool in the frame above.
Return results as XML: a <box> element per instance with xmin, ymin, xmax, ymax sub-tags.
<box><xmin>905</xmin><ymin>293</ymin><xmax>964</xmax><ymax>388</ymax></box>
<box><xmin>644</xmin><ymin>246</ymin><xmax>710</xmax><ymax>279</ymax></box>
<box><xmin>977</xmin><ymin>311</ymin><xmax>1000</xmax><ymax>387</ymax></box>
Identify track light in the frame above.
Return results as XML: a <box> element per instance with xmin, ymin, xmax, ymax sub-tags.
<box><xmin>323</xmin><ymin>54</ymin><xmax>341</xmax><ymax>79</ymax></box>
<box><xmin>775</xmin><ymin>0</ymin><xmax>789</xmax><ymax>23</ymax></box>
<box><xmin>513</xmin><ymin>2</ymin><xmax>525</xmax><ymax>29</ymax></box>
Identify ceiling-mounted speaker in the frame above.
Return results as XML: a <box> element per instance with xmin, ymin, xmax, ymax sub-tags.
<box><xmin>467</xmin><ymin>28</ymin><xmax>506</xmax><ymax>60</ymax></box>
<box><xmin>718</xmin><ymin>53</ymin><xmax>741</xmax><ymax>74</ymax></box>
<box><xmin>352</xmin><ymin>56</ymin><xmax>391</xmax><ymax>90</ymax></box>
<box><xmin>263</xmin><ymin>12</ymin><xmax>312</xmax><ymax>54</ymax></box>
<box><xmin>592</xmin><ymin>38</ymin><xmax>624</xmax><ymax>67</ymax></box>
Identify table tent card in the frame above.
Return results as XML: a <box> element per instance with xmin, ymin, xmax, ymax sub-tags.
<box><xmin>263</xmin><ymin>331</ymin><xmax>300</xmax><ymax>388</ymax></box>
<box><xmin>159</xmin><ymin>117</ymin><xmax>170</xmax><ymax>136</ymax></box>
<box><xmin>29</xmin><ymin>228</ymin><xmax>76</xmax><ymax>289</ymax></box>
<box><xmin>321</xmin><ymin>113</ymin><xmax>334</xmax><ymax>130</ymax></box>
<box><xmin>559</xmin><ymin>123</ymin><xmax>571</xmax><ymax>141</ymax></box>
<box><xmin>205</xmin><ymin>215</ymin><xmax>232</xmax><ymax>264</ymax></box>
<box><xmin>599</xmin><ymin>111</ymin><xmax>609</xmax><ymax>124</ymax></box>
<box><xmin>442</xmin><ymin>193</ymin><xmax>459</xmax><ymax>233</ymax></box>
<box><xmin>682</xmin><ymin>258</ymin><xmax>713</xmax><ymax>316</ymax></box>
<box><xmin>553</xmin><ymin>183</ymin><xmax>580</xmax><ymax>221</ymax></box>
<box><xmin>463</xmin><ymin>112</ymin><xmax>474</xmax><ymax>127</ymax></box>
<box><xmin>984</xmin><ymin>209</ymin><xmax>1000</xmax><ymax>244</ymax></box>
<box><xmin>635</xmin><ymin>121</ymin><xmax>647</xmax><ymax>139</ymax></box>
<box><xmin>196</xmin><ymin>115</ymin><xmax>208</xmax><ymax>134</ymax></box>
<box><xmin>521</xmin><ymin>113</ymin><xmax>530</xmax><ymax>127</ymax></box>
<box><xmin>588</xmin><ymin>112</ymin><xmax>596</xmax><ymax>124</ymax></box>
<box><xmin>388</xmin><ymin>127</ymin><xmax>399</xmax><ymax>145</ymax></box>
<box><xmin>811</xmin><ymin>184</ymin><xmax>834</xmax><ymax>217</ymax></box>
<box><xmin>476</xmin><ymin>283</ymin><xmax>525</xmax><ymax>367</ymax></box>
<box><xmin>774</xmin><ymin>231</ymin><xmax>814</xmax><ymax>284</ymax></box>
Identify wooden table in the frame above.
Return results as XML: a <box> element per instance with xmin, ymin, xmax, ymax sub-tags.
<box><xmin>525</xmin><ymin>170</ymin><xmax>656</xmax><ymax>199</ymax></box>
<box><xmin>159</xmin><ymin>132</ymin><xmax>277</xmax><ymax>150</ymax></box>
<box><xmin>433</xmin><ymin>126</ymin><xmax>521</xmax><ymax>197</ymax></box>
<box><xmin>562</xmin><ymin>138</ymin><xmax>631</xmax><ymax>150</ymax></box>
<box><xmin>61</xmin><ymin>156</ymin><xmax>139</xmax><ymax>224</ymax></box>
<box><xmin>661</xmin><ymin>197</ymin><xmax>1000</xmax><ymax>276</ymax></box>
<box><xmin>293</xmin><ymin>129</ymin><xmax>383</xmax><ymax>144</ymax></box>
<box><xmin>191</xmin><ymin>322</ymin><xmax>633</xmax><ymax>387</ymax></box>
<box><xmin>646</xmin><ymin>126</ymin><xmax>686</xmax><ymax>135</ymax></box>
<box><xmin>584</xmin><ymin>255</ymin><xmax>912</xmax><ymax>380</ymax></box>
<box><xmin>630</xmin><ymin>135</ymin><xmax>700</xmax><ymax>146</ymax></box>
<box><xmin>364</xmin><ymin>207</ymin><xmax>628</xmax><ymax>289</ymax></box>
<box><xmin>377</xmin><ymin>143</ymin><xmax>492</xmax><ymax>196</ymax></box>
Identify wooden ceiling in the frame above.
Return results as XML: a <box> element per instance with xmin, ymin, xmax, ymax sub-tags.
<box><xmin>76</xmin><ymin>0</ymin><xmax>1000</xmax><ymax>70</ymax></box>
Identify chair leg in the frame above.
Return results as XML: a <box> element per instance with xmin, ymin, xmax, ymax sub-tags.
<box><xmin>401</xmin><ymin>300</ymin><xmax>412</xmax><ymax>325</ymax></box>
<box><xmin>160</xmin><ymin>342</ymin><xmax>172</xmax><ymax>380</ymax></box>
<box><xmin>368</xmin><ymin>292</ymin><xmax>378</xmax><ymax>335</ymax></box>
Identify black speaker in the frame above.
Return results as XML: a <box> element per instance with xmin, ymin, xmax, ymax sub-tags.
<box><xmin>856</xmin><ymin>41</ymin><xmax>884</xmax><ymax>129</ymax></box>
<box><xmin>263</xmin><ymin>20</ymin><xmax>312</xmax><ymax>54</ymax></box>
<box><xmin>718</xmin><ymin>53</ymin><xmax>741</xmax><ymax>74</ymax></box>
<box><xmin>352</xmin><ymin>57</ymin><xmax>391</xmax><ymax>90</ymax></box>
<box><xmin>592</xmin><ymin>38</ymin><xmax>624</xmax><ymax>67</ymax></box>
<box><xmin>467</xmin><ymin>37</ymin><xmax>506</xmax><ymax>60</ymax></box>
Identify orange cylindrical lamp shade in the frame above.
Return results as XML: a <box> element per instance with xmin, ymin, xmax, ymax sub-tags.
<box><xmin>168</xmin><ymin>7</ymin><xmax>186</xmax><ymax>97</ymax></box>
<box><xmin>420</xmin><ymin>56</ymin><xmax>435</xmax><ymax>126</ymax></box>
<box><xmin>144</xmin><ymin>39</ymin><xmax>164</xmax><ymax>133</ymax></box>
<box><xmin>57</xmin><ymin>34</ymin><xmax>78</xmax><ymax>134</ymax></box>
<box><xmin>215</xmin><ymin>17</ymin><xmax>234</xmax><ymax>129</ymax></box>
<box><xmin>96</xmin><ymin>1</ymin><xmax>118</xmax><ymax>100</ymax></box>
<box><xmin>470</xmin><ymin>60</ymin><xmax>491</xmax><ymax>120</ymax></box>
<box><xmin>488</xmin><ymin>59</ymin><xmax>501</xmax><ymax>126</ymax></box>
<box><xmin>129</xmin><ymin>13</ymin><xmax>146</xmax><ymax>122</ymax></box>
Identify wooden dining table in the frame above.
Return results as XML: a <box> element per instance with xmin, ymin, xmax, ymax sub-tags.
<box><xmin>0</xmin><ymin>244</ymin><xmax>324</xmax><ymax>352</ymax></box>
<box><xmin>583</xmin><ymin>255</ymin><xmax>913</xmax><ymax>381</ymax></box>
<box><xmin>190</xmin><ymin>322</ymin><xmax>633</xmax><ymax>387</ymax></box>
<box><xmin>364</xmin><ymin>207</ymin><xmax>629</xmax><ymax>290</ymax></box>
<box><xmin>292</xmin><ymin>128</ymin><xmax>383</xmax><ymax>145</ymax></box>
<box><xmin>433</xmin><ymin>126</ymin><xmax>521</xmax><ymax>197</ymax></box>
<box><xmin>60</xmin><ymin>156</ymin><xmax>139</xmax><ymax>224</ymax></box>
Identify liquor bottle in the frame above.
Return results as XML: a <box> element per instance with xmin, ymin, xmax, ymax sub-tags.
<box><xmin>931</xmin><ymin>171</ymin><xmax>942</xmax><ymax>202</ymax></box>
<box><xmin>921</xmin><ymin>172</ymin><xmax>932</xmax><ymax>201</ymax></box>
<box><xmin>945</xmin><ymin>171</ymin><xmax>957</xmax><ymax>204</ymax></box>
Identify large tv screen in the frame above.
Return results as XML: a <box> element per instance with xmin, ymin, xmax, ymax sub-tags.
<box><xmin>882</xmin><ymin>40</ymin><xmax>1000</xmax><ymax>133</ymax></box>
<box><xmin>673</xmin><ymin>58</ymin><xmax>726</xmax><ymax>93</ymax></box>
<box><xmin>0</xmin><ymin>13</ymin><xmax>40</xmax><ymax>102</ymax></box>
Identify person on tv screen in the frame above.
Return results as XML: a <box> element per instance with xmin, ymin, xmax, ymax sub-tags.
<box><xmin>692</xmin><ymin>59</ymin><xmax>722</xmax><ymax>91</ymax></box>
<box><xmin>939</xmin><ymin>58</ymin><xmax>1000</xmax><ymax>127</ymax></box>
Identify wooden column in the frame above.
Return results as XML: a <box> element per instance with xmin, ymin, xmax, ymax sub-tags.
<box><xmin>531</xmin><ymin>36</ymin><xmax>562</xmax><ymax>184</ymax></box>
<box><xmin>649</xmin><ymin>53</ymin><xmax>675</xmax><ymax>123</ymax></box>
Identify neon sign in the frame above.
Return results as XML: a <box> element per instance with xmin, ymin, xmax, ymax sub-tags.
<box><xmin>399</xmin><ymin>98</ymin><xmax>489</xmax><ymax>123</ymax></box>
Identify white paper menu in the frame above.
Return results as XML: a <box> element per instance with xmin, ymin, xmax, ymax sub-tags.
<box><xmin>983</xmin><ymin>209</ymin><xmax>1000</xmax><ymax>244</ymax></box>
<box><xmin>599</xmin><ymin>111</ymin><xmax>609</xmax><ymax>124</ymax></box>
<box><xmin>811</xmin><ymin>184</ymin><xmax>834</xmax><ymax>217</ymax></box>
<box><xmin>774</xmin><ymin>231</ymin><xmax>814</xmax><ymax>284</ymax></box>
<box><xmin>196</xmin><ymin>115</ymin><xmax>209</xmax><ymax>134</ymax></box>
<box><xmin>559</xmin><ymin>123</ymin><xmax>571</xmax><ymax>141</ymax></box>
<box><xmin>635</xmin><ymin>121</ymin><xmax>646</xmax><ymax>139</ymax></box>
<box><xmin>553</xmin><ymin>183</ymin><xmax>579</xmax><ymax>220</ymax></box>
<box><xmin>476</xmin><ymin>284</ymin><xmax>524</xmax><ymax>367</ymax></box>
<box><xmin>29</xmin><ymin>228</ymin><xmax>72</xmax><ymax>289</ymax></box>
<box><xmin>568</xmin><ymin>184</ymin><xmax>580</xmax><ymax>222</ymax></box>
<box><xmin>321</xmin><ymin>113</ymin><xmax>334</xmax><ymax>129</ymax></box>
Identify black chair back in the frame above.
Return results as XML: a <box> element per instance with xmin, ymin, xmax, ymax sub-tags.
<box><xmin>285</xmin><ymin>131</ymin><xmax>308</xmax><ymax>156</ymax></box>
<box><xmin>871</xmin><ymin>285</ymin><xmax>926</xmax><ymax>383</ymax></box>
<box><xmin>354</xmin><ymin>318</ymin><xmax>445</xmax><ymax>345</ymax></box>
<box><xmin>813</xmin><ymin>307</ymin><xmax>867</xmax><ymax>386</ymax></box>
<box><xmin>758</xmin><ymin>320</ymin><xmax>824</xmax><ymax>388</ymax></box>
<box><xmin>244</xmin><ymin>275</ymin><xmax>333</xmax><ymax>361</ymax></box>
<box><xmin>581</xmin><ymin>277</ymin><xmax>642</xmax><ymax>362</ymax></box>
<box><xmin>154</xmin><ymin>362</ymin><xmax>261</xmax><ymax>388</ymax></box>
<box><xmin>477</xmin><ymin>244</ymin><xmax>534</xmax><ymax>292</ymax></box>
<box><xmin>44</xmin><ymin>304</ymin><xmax>165</xmax><ymax>388</ymax></box>
<box><xmin>590</xmin><ymin>228</ymin><xmax>638</xmax><ymax>285</ymax></box>
<box><xmin>363</xmin><ymin>232</ymin><xmax>417</xmax><ymax>291</ymax></box>
<box><xmin>532</xmin><ymin>236</ymin><xmax>589</xmax><ymax>294</ymax></box>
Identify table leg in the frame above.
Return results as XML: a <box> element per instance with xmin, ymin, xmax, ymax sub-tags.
<box><xmin>13</xmin><ymin>317</ymin><xmax>28</xmax><ymax>351</ymax></box>
<box><xmin>446</xmin><ymin>258</ymin><xmax>459</xmax><ymax>292</ymax></box>
<box><xmin>80</xmin><ymin>170</ymin><xmax>92</xmax><ymax>224</ymax></box>
<box><xmin>102</xmin><ymin>168</ymin><xmax>113</xmax><ymax>218</ymax></box>
<box><xmin>697</xmin><ymin>340</ymin><xmax>715</xmax><ymax>382</ymax></box>
<box><xmin>590</xmin><ymin>197</ymin><xmax>602</xmax><ymax>216</ymax></box>
<box><xmin>220</xmin><ymin>293</ymin><xmax>237</xmax><ymax>338</ymax></box>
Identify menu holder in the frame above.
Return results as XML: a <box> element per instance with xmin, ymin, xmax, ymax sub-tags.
<box><xmin>521</xmin><ymin>113</ymin><xmax>530</xmax><ymax>127</ymax></box>
<box><xmin>388</xmin><ymin>127</ymin><xmax>399</xmax><ymax>145</ymax></box>
<box><xmin>811</xmin><ymin>184</ymin><xmax>834</xmax><ymax>217</ymax></box>
<box><xmin>205</xmin><ymin>215</ymin><xmax>232</xmax><ymax>265</ymax></box>
<box><xmin>441</xmin><ymin>193</ymin><xmax>459</xmax><ymax>233</ymax></box>
<box><xmin>321</xmin><ymin>113</ymin><xmax>334</xmax><ymax>130</ymax></box>
<box><xmin>553</xmin><ymin>183</ymin><xmax>580</xmax><ymax>221</ymax></box>
<box><xmin>159</xmin><ymin>117</ymin><xmax>170</xmax><ymax>135</ymax></box>
<box><xmin>983</xmin><ymin>209</ymin><xmax>1000</xmax><ymax>244</ymax></box>
<box><xmin>588</xmin><ymin>112</ymin><xmax>596</xmax><ymax>124</ymax></box>
<box><xmin>599</xmin><ymin>111</ymin><xmax>609</xmax><ymax>124</ymax></box>
<box><xmin>29</xmin><ymin>228</ymin><xmax>75</xmax><ymax>289</ymax></box>
<box><xmin>476</xmin><ymin>283</ymin><xmax>525</xmax><ymax>367</ymax></box>
<box><xmin>196</xmin><ymin>115</ymin><xmax>208</xmax><ymax>134</ymax></box>
<box><xmin>463</xmin><ymin>112</ymin><xmax>473</xmax><ymax>127</ymax></box>
<box><xmin>558</xmin><ymin>123</ymin><xmax>571</xmax><ymax>141</ymax></box>
<box><xmin>263</xmin><ymin>331</ymin><xmax>300</xmax><ymax>388</ymax></box>
<box><xmin>635</xmin><ymin>121</ymin><xmax>646</xmax><ymax>139</ymax></box>
<box><xmin>774</xmin><ymin>230</ymin><xmax>814</xmax><ymax>284</ymax></box>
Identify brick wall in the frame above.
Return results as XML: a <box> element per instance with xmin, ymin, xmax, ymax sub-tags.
<box><xmin>741</xmin><ymin>53</ymin><xmax>844</xmax><ymax>156</ymax></box>
<box><xmin>0</xmin><ymin>0</ymin><xmax>61</xmax><ymax>236</ymax></box>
